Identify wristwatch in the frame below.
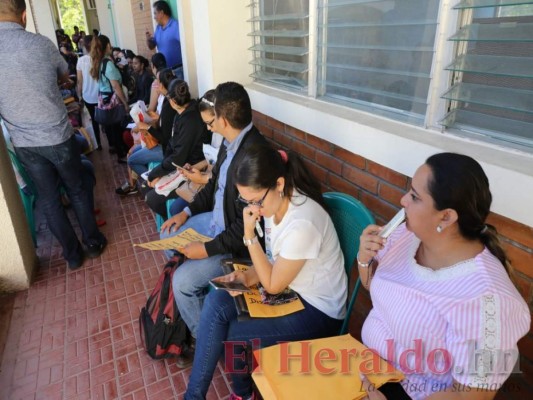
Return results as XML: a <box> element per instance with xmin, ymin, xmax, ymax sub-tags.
<box><xmin>243</xmin><ymin>235</ymin><xmax>259</xmax><ymax>247</ymax></box>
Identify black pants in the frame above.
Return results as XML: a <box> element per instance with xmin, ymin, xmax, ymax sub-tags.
<box><xmin>379</xmin><ymin>382</ymin><xmax>411</xmax><ymax>399</ymax></box>
<box><xmin>83</xmin><ymin>101</ymin><xmax>101</xmax><ymax>147</ymax></box>
<box><xmin>141</xmin><ymin>181</ymin><xmax>179</xmax><ymax>220</ymax></box>
<box><xmin>103</xmin><ymin>122</ymin><xmax>127</xmax><ymax>158</ymax></box>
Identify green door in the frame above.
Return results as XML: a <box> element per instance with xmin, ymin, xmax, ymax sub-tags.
<box><xmin>165</xmin><ymin>0</ymin><xmax>178</xmax><ymax>19</ymax></box>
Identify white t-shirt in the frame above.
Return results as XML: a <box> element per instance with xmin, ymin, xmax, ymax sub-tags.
<box><xmin>264</xmin><ymin>191</ymin><xmax>347</xmax><ymax>320</ymax></box>
<box><xmin>76</xmin><ymin>55</ymin><xmax>99</xmax><ymax>104</ymax></box>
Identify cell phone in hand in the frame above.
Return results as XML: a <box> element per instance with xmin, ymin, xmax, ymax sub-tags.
<box><xmin>171</xmin><ymin>162</ymin><xmax>188</xmax><ymax>171</ymax></box>
<box><xmin>379</xmin><ymin>208</ymin><xmax>406</xmax><ymax>239</ymax></box>
<box><xmin>209</xmin><ymin>280</ymin><xmax>251</xmax><ymax>293</ymax></box>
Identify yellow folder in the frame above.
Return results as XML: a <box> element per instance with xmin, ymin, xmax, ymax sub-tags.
<box><xmin>252</xmin><ymin>334</ymin><xmax>404</xmax><ymax>400</ymax></box>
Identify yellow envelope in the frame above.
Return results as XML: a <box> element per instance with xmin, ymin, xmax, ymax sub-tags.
<box><xmin>232</xmin><ymin>264</ymin><xmax>305</xmax><ymax>318</ymax></box>
<box><xmin>252</xmin><ymin>334</ymin><xmax>404</xmax><ymax>400</ymax></box>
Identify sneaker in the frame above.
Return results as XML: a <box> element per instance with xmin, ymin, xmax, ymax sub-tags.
<box><xmin>229</xmin><ymin>393</ymin><xmax>255</xmax><ymax>400</ymax></box>
<box><xmin>176</xmin><ymin>337</ymin><xmax>196</xmax><ymax>369</ymax></box>
<box><xmin>86</xmin><ymin>237</ymin><xmax>107</xmax><ymax>259</ymax></box>
<box><xmin>115</xmin><ymin>182</ymin><xmax>138</xmax><ymax>196</ymax></box>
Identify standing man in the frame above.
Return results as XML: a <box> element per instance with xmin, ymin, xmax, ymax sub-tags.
<box><xmin>0</xmin><ymin>0</ymin><xmax>107</xmax><ymax>270</ymax></box>
<box><xmin>145</xmin><ymin>1</ymin><xmax>183</xmax><ymax>79</ymax></box>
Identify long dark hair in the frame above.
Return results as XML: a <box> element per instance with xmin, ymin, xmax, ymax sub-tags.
<box><xmin>234</xmin><ymin>144</ymin><xmax>326</xmax><ymax>210</ymax></box>
<box><xmin>89</xmin><ymin>35</ymin><xmax>110</xmax><ymax>80</ymax></box>
<box><xmin>167</xmin><ymin>80</ymin><xmax>191</xmax><ymax>107</ymax></box>
<box><xmin>425</xmin><ymin>152</ymin><xmax>508</xmax><ymax>269</ymax></box>
<box><xmin>198</xmin><ymin>89</ymin><xmax>215</xmax><ymax>114</ymax></box>
<box><xmin>158</xmin><ymin>68</ymin><xmax>175</xmax><ymax>91</ymax></box>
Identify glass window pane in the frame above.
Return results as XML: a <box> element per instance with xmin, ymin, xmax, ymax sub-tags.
<box><xmin>318</xmin><ymin>0</ymin><xmax>440</xmax><ymax>125</ymax></box>
<box><xmin>442</xmin><ymin>2</ymin><xmax>533</xmax><ymax>151</ymax></box>
<box><xmin>250</xmin><ymin>0</ymin><xmax>309</xmax><ymax>90</ymax></box>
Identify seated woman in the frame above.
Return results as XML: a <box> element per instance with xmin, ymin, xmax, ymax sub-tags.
<box><xmin>148</xmin><ymin>53</ymin><xmax>167</xmax><ymax>113</ymax></box>
<box><xmin>184</xmin><ymin>144</ymin><xmax>347</xmax><ymax>400</ymax></box>
<box><xmin>143</xmin><ymin>79</ymin><xmax>211</xmax><ymax>219</ymax></box>
<box><xmin>115</xmin><ymin>68</ymin><xmax>177</xmax><ymax>195</ymax></box>
<box><xmin>131</xmin><ymin>55</ymin><xmax>153</xmax><ymax>105</ymax></box>
<box><xmin>167</xmin><ymin>89</ymin><xmax>224</xmax><ymax>215</ymax></box>
<box><xmin>357</xmin><ymin>153</ymin><xmax>530</xmax><ymax>400</ymax></box>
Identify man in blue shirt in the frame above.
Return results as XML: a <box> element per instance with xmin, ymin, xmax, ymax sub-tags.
<box><xmin>145</xmin><ymin>1</ymin><xmax>183</xmax><ymax>79</ymax></box>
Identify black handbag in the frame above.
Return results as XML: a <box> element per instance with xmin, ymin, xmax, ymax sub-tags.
<box><xmin>94</xmin><ymin>99</ymin><xmax>126</xmax><ymax>125</ymax></box>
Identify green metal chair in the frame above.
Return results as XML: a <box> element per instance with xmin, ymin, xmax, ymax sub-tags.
<box><xmin>323</xmin><ymin>192</ymin><xmax>375</xmax><ymax>334</ymax></box>
<box><xmin>7</xmin><ymin>149</ymin><xmax>37</xmax><ymax>245</ymax></box>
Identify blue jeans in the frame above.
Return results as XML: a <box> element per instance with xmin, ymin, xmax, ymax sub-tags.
<box><xmin>15</xmin><ymin>136</ymin><xmax>106</xmax><ymax>265</ymax></box>
<box><xmin>161</xmin><ymin>212</ymin><xmax>230</xmax><ymax>337</ymax></box>
<box><xmin>169</xmin><ymin>197</ymin><xmax>188</xmax><ymax>216</ymax></box>
<box><xmin>127</xmin><ymin>145</ymin><xmax>164</xmax><ymax>176</ymax></box>
<box><xmin>184</xmin><ymin>290</ymin><xmax>343</xmax><ymax>399</ymax></box>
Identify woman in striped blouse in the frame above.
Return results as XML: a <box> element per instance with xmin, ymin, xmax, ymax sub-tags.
<box><xmin>357</xmin><ymin>153</ymin><xmax>530</xmax><ymax>400</ymax></box>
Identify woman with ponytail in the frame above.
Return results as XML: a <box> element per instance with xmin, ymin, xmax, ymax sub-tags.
<box><xmin>90</xmin><ymin>35</ymin><xmax>129</xmax><ymax>161</ymax></box>
<box><xmin>184</xmin><ymin>144</ymin><xmax>347</xmax><ymax>400</ymax></box>
<box><xmin>357</xmin><ymin>152</ymin><xmax>530</xmax><ymax>400</ymax></box>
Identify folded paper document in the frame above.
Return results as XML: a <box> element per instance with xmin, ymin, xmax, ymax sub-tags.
<box><xmin>252</xmin><ymin>334</ymin><xmax>404</xmax><ymax>400</ymax></box>
<box><xmin>134</xmin><ymin>228</ymin><xmax>211</xmax><ymax>250</ymax></box>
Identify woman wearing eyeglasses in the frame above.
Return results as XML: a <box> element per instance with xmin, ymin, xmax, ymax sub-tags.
<box><xmin>167</xmin><ymin>89</ymin><xmax>224</xmax><ymax>215</ymax></box>
<box><xmin>143</xmin><ymin>79</ymin><xmax>211</xmax><ymax>219</ymax></box>
<box><xmin>184</xmin><ymin>144</ymin><xmax>347</xmax><ymax>400</ymax></box>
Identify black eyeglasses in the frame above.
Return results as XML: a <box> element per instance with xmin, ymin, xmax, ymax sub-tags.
<box><xmin>205</xmin><ymin>118</ymin><xmax>215</xmax><ymax>128</ymax></box>
<box><xmin>238</xmin><ymin>188</ymin><xmax>270</xmax><ymax>207</ymax></box>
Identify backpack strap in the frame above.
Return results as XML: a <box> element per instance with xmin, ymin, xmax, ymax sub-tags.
<box><xmin>99</xmin><ymin>58</ymin><xmax>114</xmax><ymax>97</ymax></box>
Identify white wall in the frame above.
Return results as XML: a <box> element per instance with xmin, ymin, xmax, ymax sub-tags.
<box><xmin>95</xmin><ymin>0</ymin><xmax>114</xmax><ymax>42</ymax></box>
<box><xmin>29</xmin><ymin>0</ymin><xmax>58</xmax><ymax>45</ymax></box>
<box><xmin>111</xmin><ymin>0</ymin><xmax>137</xmax><ymax>51</ymax></box>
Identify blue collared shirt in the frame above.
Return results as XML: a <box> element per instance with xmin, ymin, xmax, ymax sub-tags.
<box><xmin>154</xmin><ymin>18</ymin><xmax>182</xmax><ymax>68</ymax></box>
<box><xmin>209</xmin><ymin>122</ymin><xmax>253</xmax><ymax>236</ymax></box>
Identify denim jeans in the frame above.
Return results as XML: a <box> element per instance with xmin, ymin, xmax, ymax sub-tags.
<box><xmin>169</xmin><ymin>197</ymin><xmax>188</xmax><ymax>216</ymax></box>
<box><xmin>161</xmin><ymin>212</ymin><xmax>230</xmax><ymax>337</ymax></box>
<box><xmin>127</xmin><ymin>145</ymin><xmax>164</xmax><ymax>176</ymax></box>
<box><xmin>15</xmin><ymin>136</ymin><xmax>106</xmax><ymax>265</ymax></box>
<box><xmin>184</xmin><ymin>290</ymin><xmax>343</xmax><ymax>400</ymax></box>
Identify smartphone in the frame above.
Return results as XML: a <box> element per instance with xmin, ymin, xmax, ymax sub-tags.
<box><xmin>379</xmin><ymin>208</ymin><xmax>405</xmax><ymax>239</ymax></box>
<box><xmin>209</xmin><ymin>280</ymin><xmax>251</xmax><ymax>293</ymax></box>
<box><xmin>171</xmin><ymin>162</ymin><xmax>188</xmax><ymax>172</ymax></box>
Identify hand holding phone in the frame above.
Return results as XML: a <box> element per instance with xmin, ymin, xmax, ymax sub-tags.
<box><xmin>171</xmin><ymin>162</ymin><xmax>189</xmax><ymax>172</ymax></box>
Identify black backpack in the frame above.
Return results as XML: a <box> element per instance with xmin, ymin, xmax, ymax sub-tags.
<box><xmin>139</xmin><ymin>255</ymin><xmax>188</xmax><ymax>359</ymax></box>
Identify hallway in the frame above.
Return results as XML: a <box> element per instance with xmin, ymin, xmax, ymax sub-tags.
<box><xmin>0</xmin><ymin>146</ymin><xmax>232</xmax><ymax>399</ymax></box>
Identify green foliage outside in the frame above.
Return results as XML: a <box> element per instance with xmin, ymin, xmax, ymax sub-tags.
<box><xmin>58</xmin><ymin>0</ymin><xmax>86</xmax><ymax>36</ymax></box>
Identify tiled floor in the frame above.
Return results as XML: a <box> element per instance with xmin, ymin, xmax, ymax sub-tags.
<box><xmin>0</xmin><ymin>146</ymin><xmax>232</xmax><ymax>400</ymax></box>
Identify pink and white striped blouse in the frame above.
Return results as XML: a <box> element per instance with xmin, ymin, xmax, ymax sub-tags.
<box><xmin>361</xmin><ymin>224</ymin><xmax>530</xmax><ymax>399</ymax></box>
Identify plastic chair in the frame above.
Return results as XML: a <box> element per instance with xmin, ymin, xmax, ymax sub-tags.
<box><xmin>7</xmin><ymin>149</ymin><xmax>37</xmax><ymax>245</ymax></box>
<box><xmin>323</xmin><ymin>192</ymin><xmax>375</xmax><ymax>334</ymax></box>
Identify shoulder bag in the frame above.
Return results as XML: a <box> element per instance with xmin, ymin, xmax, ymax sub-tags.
<box><xmin>94</xmin><ymin>58</ymin><xmax>126</xmax><ymax>125</ymax></box>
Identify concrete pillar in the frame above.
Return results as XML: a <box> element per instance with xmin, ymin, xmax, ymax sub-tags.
<box><xmin>0</xmin><ymin>128</ymin><xmax>37</xmax><ymax>292</ymax></box>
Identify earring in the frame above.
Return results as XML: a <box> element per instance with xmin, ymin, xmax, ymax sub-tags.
<box><xmin>436</xmin><ymin>225</ymin><xmax>443</xmax><ymax>233</ymax></box>
<box><xmin>279</xmin><ymin>191</ymin><xmax>284</xmax><ymax>198</ymax></box>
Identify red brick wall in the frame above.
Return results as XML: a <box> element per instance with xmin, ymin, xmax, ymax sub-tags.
<box><xmin>130</xmin><ymin>0</ymin><xmax>155</xmax><ymax>59</ymax></box>
<box><xmin>252</xmin><ymin>110</ymin><xmax>533</xmax><ymax>397</ymax></box>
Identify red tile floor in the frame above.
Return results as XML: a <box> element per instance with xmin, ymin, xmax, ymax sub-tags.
<box><xmin>0</xmin><ymin>148</ymin><xmax>232</xmax><ymax>400</ymax></box>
